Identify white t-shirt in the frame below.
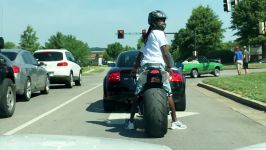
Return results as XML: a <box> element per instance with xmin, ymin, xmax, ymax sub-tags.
<box><xmin>140</xmin><ymin>30</ymin><xmax>168</xmax><ymax>66</ymax></box>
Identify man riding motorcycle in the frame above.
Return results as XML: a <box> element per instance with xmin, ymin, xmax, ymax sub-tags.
<box><xmin>125</xmin><ymin>10</ymin><xmax>187</xmax><ymax>130</ymax></box>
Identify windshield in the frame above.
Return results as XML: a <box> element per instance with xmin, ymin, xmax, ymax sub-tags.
<box><xmin>117</xmin><ymin>52</ymin><xmax>138</xmax><ymax>67</ymax></box>
<box><xmin>0</xmin><ymin>52</ymin><xmax>17</xmax><ymax>61</ymax></box>
<box><xmin>33</xmin><ymin>52</ymin><xmax>63</xmax><ymax>61</ymax></box>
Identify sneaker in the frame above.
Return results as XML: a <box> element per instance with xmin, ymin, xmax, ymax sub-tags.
<box><xmin>125</xmin><ymin>120</ymin><xmax>135</xmax><ymax>130</ymax></box>
<box><xmin>171</xmin><ymin>120</ymin><xmax>187</xmax><ymax>130</ymax></box>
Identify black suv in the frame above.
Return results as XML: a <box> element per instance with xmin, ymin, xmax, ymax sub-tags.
<box><xmin>0</xmin><ymin>38</ymin><xmax>16</xmax><ymax>118</ymax></box>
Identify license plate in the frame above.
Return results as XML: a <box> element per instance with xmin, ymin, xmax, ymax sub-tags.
<box><xmin>151</xmin><ymin>77</ymin><xmax>160</xmax><ymax>83</ymax></box>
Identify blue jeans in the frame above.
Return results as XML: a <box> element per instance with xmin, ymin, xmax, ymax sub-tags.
<box><xmin>135</xmin><ymin>63</ymin><xmax>172</xmax><ymax>96</ymax></box>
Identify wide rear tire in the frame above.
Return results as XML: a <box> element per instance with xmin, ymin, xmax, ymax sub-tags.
<box><xmin>144</xmin><ymin>88</ymin><xmax>168</xmax><ymax>138</ymax></box>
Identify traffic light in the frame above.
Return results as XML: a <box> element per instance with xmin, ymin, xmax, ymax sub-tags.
<box><xmin>259</xmin><ymin>21</ymin><xmax>266</xmax><ymax>35</ymax></box>
<box><xmin>142</xmin><ymin>29</ymin><xmax>146</xmax><ymax>39</ymax></box>
<box><xmin>117</xmin><ymin>30</ymin><xmax>124</xmax><ymax>39</ymax></box>
<box><xmin>223</xmin><ymin>0</ymin><xmax>231</xmax><ymax>12</ymax></box>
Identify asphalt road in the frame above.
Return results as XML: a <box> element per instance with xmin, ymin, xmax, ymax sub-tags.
<box><xmin>0</xmin><ymin>68</ymin><xmax>266</xmax><ymax>150</ymax></box>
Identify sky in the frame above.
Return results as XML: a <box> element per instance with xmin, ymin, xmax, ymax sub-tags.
<box><xmin>0</xmin><ymin>0</ymin><xmax>235</xmax><ymax>48</ymax></box>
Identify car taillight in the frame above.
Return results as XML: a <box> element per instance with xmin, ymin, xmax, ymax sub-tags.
<box><xmin>57</xmin><ymin>62</ymin><xmax>68</xmax><ymax>66</ymax></box>
<box><xmin>12</xmin><ymin>65</ymin><xmax>20</xmax><ymax>73</ymax></box>
<box><xmin>170</xmin><ymin>72</ymin><xmax>183</xmax><ymax>82</ymax></box>
<box><xmin>108</xmin><ymin>71</ymin><xmax>120</xmax><ymax>83</ymax></box>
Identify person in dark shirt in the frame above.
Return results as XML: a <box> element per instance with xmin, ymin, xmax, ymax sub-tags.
<box><xmin>243</xmin><ymin>46</ymin><xmax>250</xmax><ymax>75</ymax></box>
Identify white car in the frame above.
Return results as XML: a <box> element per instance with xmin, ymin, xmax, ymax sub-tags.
<box><xmin>33</xmin><ymin>49</ymin><xmax>82</xmax><ymax>88</ymax></box>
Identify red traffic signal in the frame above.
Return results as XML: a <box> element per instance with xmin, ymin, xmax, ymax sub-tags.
<box><xmin>117</xmin><ymin>30</ymin><xmax>124</xmax><ymax>39</ymax></box>
<box><xmin>142</xmin><ymin>29</ymin><xmax>146</xmax><ymax>39</ymax></box>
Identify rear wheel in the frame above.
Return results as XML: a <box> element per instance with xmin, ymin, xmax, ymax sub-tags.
<box><xmin>75</xmin><ymin>72</ymin><xmax>82</xmax><ymax>86</ymax></box>
<box><xmin>190</xmin><ymin>69</ymin><xmax>199</xmax><ymax>78</ymax></box>
<box><xmin>0</xmin><ymin>79</ymin><xmax>16</xmax><ymax>118</ymax></box>
<box><xmin>144</xmin><ymin>88</ymin><xmax>168</xmax><ymax>138</ymax></box>
<box><xmin>213</xmin><ymin>68</ymin><xmax>220</xmax><ymax>77</ymax></box>
<box><xmin>41</xmin><ymin>76</ymin><xmax>50</xmax><ymax>94</ymax></box>
<box><xmin>22</xmin><ymin>79</ymin><xmax>31</xmax><ymax>101</ymax></box>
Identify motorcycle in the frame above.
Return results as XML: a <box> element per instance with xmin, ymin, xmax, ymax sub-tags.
<box><xmin>136</xmin><ymin>65</ymin><xmax>169</xmax><ymax>138</ymax></box>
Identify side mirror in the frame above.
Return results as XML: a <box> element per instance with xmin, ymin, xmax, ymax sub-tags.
<box><xmin>38</xmin><ymin>61</ymin><xmax>46</xmax><ymax>66</ymax></box>
<box><xmin>0</xmin><ymin>58</ymin><xmax>5</xmax><ymax>64</ymax></box>
<box><xmin>0</xmin><ymin>37</ymin><xmax>4</xmax><ymax>49</ymax></box>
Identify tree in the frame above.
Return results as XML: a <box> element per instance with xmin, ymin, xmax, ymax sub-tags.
<box><xmin>44</xmin><ymin>32</ymin><xmax>65</xmax><ymax>49</ymax></box>
<box><xmin>231</xmin><ymin>0</ymin><xmax>266</xmax><ymax>58</ymax></box>
<box><xmin>124</xmin><ymin>45</ymin><xmax>136</xmax><ymax>51</ymax></box>
<box><xmin>171</xmin><ymin>5</ymin><xmax>224</xmax><ymax>60</ymax></box>
<box><xmin>4</xmin><ymin>41</ymin><xmax>16</xmax><ymax>49</ymax></box>
<box><xmin>45</xmin><ymin>32</ymin><xmax>90</xmax><ymax>66</ymax></box>
<box><xmin>105</xmin><ymin>42</ymin><xmax>124</xmax><ymax>61</ymax></box>
<box><xmin>137</xmin><ymin>37</ymin><xmax>143</xmax><ymax>49</ymax></box>
<box><xmin>19</xmin><ymin>25</ymin><xmax>40</xmax><ymax>52</ymax></box>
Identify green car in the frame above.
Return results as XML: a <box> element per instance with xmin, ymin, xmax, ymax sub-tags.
<box><xmin>182</xmin><ymin>56</ymin><xmax>224</xmax><ymax>78</ymax></box>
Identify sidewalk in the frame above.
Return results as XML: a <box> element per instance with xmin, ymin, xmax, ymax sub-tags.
<box><xmin>198</xmin><ymin>82</ymin><xmax>266</xmax><ymax>112</ymax></box>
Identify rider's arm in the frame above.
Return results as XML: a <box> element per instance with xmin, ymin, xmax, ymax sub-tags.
<box><xmin>133</xmin><ymin>51</ymin><xmax>143</xmax><ymax>69</ymax></box>
<box><xmin>161</xmin><ymin>45</ymin><xmax>171</xmax><ymax>68</ymax></box>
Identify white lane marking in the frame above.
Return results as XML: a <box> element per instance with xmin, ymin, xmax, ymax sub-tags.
<box><xmin>106</xmin><ymin>113</ymin><xmax>129</xmax><ymax>125</ymax></box>
<box><xmin>235</xmin><ymin>142</ymin><xmax>266</xmax><ymax>150</ymax></box>
<box><xmin>3</xmin><ymin>84</ymin><xmax>102</xmax><ymax>136</ymax></box>
<box><xmin>106</xmin><ymin>112</ymin><xmax>199</xmax><ymax>125</ymax></box>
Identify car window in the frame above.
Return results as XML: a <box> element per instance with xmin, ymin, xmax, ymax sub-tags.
<box><xmin>117</xmin><ymin>52</ymin><xmax>138</xmax><ymax>67</ymax></box>
<box><xmin>65</xmin><ymin>52</ymin><xmax>76</xmax><ymax>62</ymax></box>
<box><xmin>33</xmin><ymin>52</ymin><xmax>63</xmax><ymax>61</ymax></box>
<box><xmin>27</xmin><ymin>53</ymin><xmax>38</xmax><ymax>65</ymax></box>
<box><xmin>198</xmin><ymin>56</ymin><xmax>208</xmax><ymax>63</ymax></box>
<box><xmin>22</xmin><ymin>52</ymin><xmax>32</xmax><ymax>64</ymax></box>
<box><xmin>1</xmin><ymin>52</ymin><xmax>18</xmax><ymax>61</ymax></box>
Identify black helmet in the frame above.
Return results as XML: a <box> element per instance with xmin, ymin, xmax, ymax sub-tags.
<box><xmin>148</xmin><ymin>10</ymin><xmax>167</xmax><ymax>31</ymax></box>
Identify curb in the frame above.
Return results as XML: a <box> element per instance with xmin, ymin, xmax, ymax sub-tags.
<box><xmin>197</xmin><ymin>82</ymin><xmax>266</xmax><ymax>112</ymax></box>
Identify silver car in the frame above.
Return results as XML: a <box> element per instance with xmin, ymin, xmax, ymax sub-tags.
<box><xmin>1</xmin><ymin>49</ymin><xmax>49</xmax><ymax>101</ymax></box>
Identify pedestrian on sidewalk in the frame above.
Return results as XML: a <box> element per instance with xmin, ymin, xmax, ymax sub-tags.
<box><xmin>234</xmin><ymin>45</ymin><xmax>243</xmax><ymax>75</ymax></box>
<box><xmin>243</xmin><ymin>46</ymin><xmax>250</xmax><ymax>75</ymax></box>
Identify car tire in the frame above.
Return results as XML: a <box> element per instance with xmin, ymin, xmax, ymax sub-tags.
<box><xmin>0</xmin><ymin>79</ymin><xmax>16</xmax><ymax>118</ymax></box>
<box><xmin>75</xmin><ymin>72</ymin><xmax>82</xmax><ymax>86</ymax></box>
<box><xmin>40</xmin><ymin>76</ymin><xmax>50</xmax><ymax>94</ymax></box>
<box><xmin>175</xmin><ymin>94</ymin><xmax>186</xmax><ymax>111</ymax></box>
<box><xmin>22</xmin><ymin>78</ymin><xmax>31</xmax><ymax>101</ymax></box>
<box><xmin>190</xmin><ymin>69</ymin><xmax>199</xmax><ymax>78</ymax></box>
<box><xmin>213</xmin><ymin>68</ymin><xmax>220</xmax><ymax>77</ymax></box>
<box><xmin>65</xmin><ymin>73</ymin><xmax>73</xmax><ymax>88</ymax></box>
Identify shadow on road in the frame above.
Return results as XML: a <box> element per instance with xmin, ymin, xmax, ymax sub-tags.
<box><xmin>86</xmin><ymin>118</ymin><xmax>149</xmax><ymax>138</ymax></box>
<box><xmin>86</xmin><ymin>100</ymin><xmax>131</xmax><ymax>113</ymax></box>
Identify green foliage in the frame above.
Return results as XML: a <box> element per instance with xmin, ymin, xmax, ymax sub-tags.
<box><xmin>105</xmin><ymin>42</ymin><xmax>136</xmax><ymax>61</ymax></box>
<box><xmin>19</xmin><ymin>25</ymin><xmax>40</xmax><ymax>52</ymax></box>
<box><xmin>203</xmin><ymin>72</ymin><xmax>266</xmax><ymax>103</ymax></box>
<box><xmin>124</xmin><ymin>45</ymin><xmax>136</xmax><ymax>51</ymax></box>
<box><xmin>231</xmin><ymin>0</ymin><xmax>266</xmax><ymax>45</ymax></box>
<box><xmin>4</xmin><ymin>41</ymin><xmax>16</xmax><ymax>49</ymax></box>
<box><xmin>137</xmin><ymin>37</ymin><xmax>143</xmax><ymax>49</ymax></box>
<box><xmin>231</xmin><ymin>0</ymin><xmax>266</xmax><ymax>58</ymax></box>
<box><xmin>45</xmin><ymin>32</ymin><xmax>90</xmax><ymax>66</ymax></box>
<box><xmin>105</xmin><ymin>42</ymin><xmax>124</xmax><ymax>61</ymax></box>
<box><xmin>171</xmin><ymin>5</ymin><xmax>224</xmax><ymax>60</ymax></box>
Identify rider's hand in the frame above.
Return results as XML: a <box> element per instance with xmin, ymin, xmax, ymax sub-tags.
<box><xmin>165</xmin><ymin>66</ymin><xmax>173</xmax><ymax>75</ymax></box>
